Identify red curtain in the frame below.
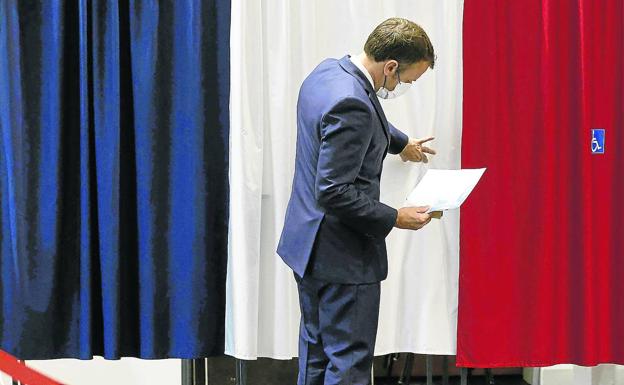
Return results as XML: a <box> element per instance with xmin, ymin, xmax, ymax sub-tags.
<box><xmin>459</xmin><ymin>0</ymin><xmax>624</xmax><ymax>367</ymax></box>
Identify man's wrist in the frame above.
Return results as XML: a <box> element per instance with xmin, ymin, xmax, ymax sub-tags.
<box><xmin>389</xmin><ymin>128</ymin><xmax>409</xmax><ymax>154</ymax></box>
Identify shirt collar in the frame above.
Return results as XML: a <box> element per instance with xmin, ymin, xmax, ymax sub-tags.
<box><xmin>349</xmin><ymin>54</ymin><xmax>375</xmax><ymax>89</ymax></box>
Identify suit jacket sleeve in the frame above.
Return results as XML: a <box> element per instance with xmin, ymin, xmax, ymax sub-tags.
<box><xmin>315</xmin><ymin>96</ymin><xmax>397</xmax><ymax>238</ymax></box>
<box><xmin>388</xmin><ymin>121</ymin><xmax>409</xmax><ymax>154</ymax></box>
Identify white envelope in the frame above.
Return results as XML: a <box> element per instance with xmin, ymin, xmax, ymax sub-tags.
<box><xmin>406</xmin><ymin>168</ymin><xmax>486</xmax><ymax>213</ymax></box>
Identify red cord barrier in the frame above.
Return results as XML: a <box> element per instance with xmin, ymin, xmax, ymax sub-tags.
<box><xmin>0</xmin><ymin>350</ymin><xmax>64</xmax><ymax>385</ymax></box>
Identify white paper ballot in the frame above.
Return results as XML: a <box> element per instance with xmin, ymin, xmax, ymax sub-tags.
<box><xmin>406</xmin><ymin>168</ymin><xmax>486</xmax><ymax>213</ymax></box>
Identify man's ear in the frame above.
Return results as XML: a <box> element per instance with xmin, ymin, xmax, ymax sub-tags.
<box><xmin>383</xmin><ymin>60</ymin><xmax>399</xmax><ymax>76</ymax></box>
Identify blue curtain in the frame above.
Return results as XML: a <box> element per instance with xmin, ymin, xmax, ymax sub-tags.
<box><xmin>0</xmin><ymin>0</ymin><xmax>230</xmax><ymax>359</ymax></box>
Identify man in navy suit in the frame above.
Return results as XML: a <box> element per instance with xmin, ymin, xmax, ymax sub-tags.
<box><xmin>277</xmin><ymin>18</ymin><xmax>436</xmax><ymax>385</ymax></box>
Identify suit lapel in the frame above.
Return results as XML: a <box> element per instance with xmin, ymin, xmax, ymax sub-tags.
<box><xmin>368</xmin><ymin>93</ymin><xmax>390</xmax><ymax>144</ymax></box>
<box><xmin>338</xmin><ymin>56</ymin><xmax>390</xmax><ymax>144</ymax></box>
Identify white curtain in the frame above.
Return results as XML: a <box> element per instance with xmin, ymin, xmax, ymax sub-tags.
<box><xmin>227</xmin><ymin>0</ymin><xmax>464</xmax><ymax>359</ymax></box>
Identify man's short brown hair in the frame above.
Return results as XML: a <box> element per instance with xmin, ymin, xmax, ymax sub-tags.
<box><xmin>364</xmin><ymin>18</ymin><xmax>435</xmax><ymax>69</ymax></box>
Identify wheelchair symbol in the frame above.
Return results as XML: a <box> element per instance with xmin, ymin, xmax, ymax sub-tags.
<box><xmin>591</xmin><ymin>137</ymin><xmax>602</xmax><ymax>152</ymax></box>
<box><xmin>591</xmin><ymin>129</ymin><xmax>605</xmax><ymax>154</ymax></box>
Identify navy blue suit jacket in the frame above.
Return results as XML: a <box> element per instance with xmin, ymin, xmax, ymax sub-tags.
<box><xmin>277</xmin><ymin>55</ymin><xmax>409</xmax><ymax>284</ymax></box>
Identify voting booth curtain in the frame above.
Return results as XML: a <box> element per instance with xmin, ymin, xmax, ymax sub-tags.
<box><xmin>459</xmin><ymin>0</ymin><xmax>624</xmax><ymax>367</ymax></box>
<box><xmin>226</xmin><ymin>0</ymin><xmax>464</xmax><ymax>359</ymax></box>
<box><xmin>0</xmin><ymin>0</ymin><xmax>230</xmax><ymax>359</ymax></box>
<box><xmin>2</xmin><ymin>0</ymin><xmax>622</xmax><ymax>368</ymax></box>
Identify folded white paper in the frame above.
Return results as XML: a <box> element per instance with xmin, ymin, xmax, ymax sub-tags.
<box><xmin>406</xmin><ymin>168</ymin><xmax>486</xmax><ymax>213</ymax></box>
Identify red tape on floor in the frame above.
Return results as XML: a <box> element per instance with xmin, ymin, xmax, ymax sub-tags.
<box><xmin>0</xmin><ymin>350</ymin><xmax>64</xmax><ymax>385</ymax></box>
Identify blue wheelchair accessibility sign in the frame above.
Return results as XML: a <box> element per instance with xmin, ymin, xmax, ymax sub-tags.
<box><xmin>591</xmin><ymin>129</ymin><xmax>605</xmax><ymax>154</ymax></box>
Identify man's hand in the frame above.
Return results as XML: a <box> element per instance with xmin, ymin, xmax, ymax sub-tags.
<box><xmin>395</xmin><ymin>206</ymin><xmax>432</xmax><ymax>230</ymax></box>
<box><xmin>399</xmin><ymin>137</ymin><xmax>437</xmax><ymax>163</ymax></box>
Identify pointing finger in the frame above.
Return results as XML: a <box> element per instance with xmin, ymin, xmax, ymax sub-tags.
<box><xmin>416</xmin><ymin>136</ymin><xmax>435</xmax><ymax>144</ymax></box>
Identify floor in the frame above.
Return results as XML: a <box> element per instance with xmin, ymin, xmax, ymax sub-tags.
<box><xmin>205</xmin><ymin>356</ymin><xmax>531</xmax><ymax>385</ymax></box>
<box><xmin>375</xmin><ymin>377</ymin><xmax>529</xmax><ymax>385</ymax></box>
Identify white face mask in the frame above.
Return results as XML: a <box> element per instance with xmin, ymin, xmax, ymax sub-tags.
<box><xmin>376</xmin><ymin>69</ymin><xmax>412</xmax><ymax>99</ymax></box>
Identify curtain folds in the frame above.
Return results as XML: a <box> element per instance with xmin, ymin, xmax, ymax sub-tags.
<box><xmin>459</xmin><ymin>0</ymin><xmax>624</xmax><ymax>367</ymax></box>
<box><xmin>0</xmin><ymin>0</ymin><xmax>230</xmax><ymax>359</ymax></box>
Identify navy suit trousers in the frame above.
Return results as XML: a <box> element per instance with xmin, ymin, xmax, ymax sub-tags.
<box><xmin>294</xmin><ymin>272</ymin><xmax>381</xmax><ymax>385</ymax></box>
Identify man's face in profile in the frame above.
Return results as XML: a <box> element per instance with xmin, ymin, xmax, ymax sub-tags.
<box><xmin>383</xmin><ymin>60</ymin><xmax>431</xmax><ymax>90</ymax></box>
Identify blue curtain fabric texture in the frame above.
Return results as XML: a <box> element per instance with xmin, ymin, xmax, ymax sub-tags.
<box><xmin>0</xmin><ymin>0</ymin><xmax>230</xmax><ymax>359</ymax></box>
